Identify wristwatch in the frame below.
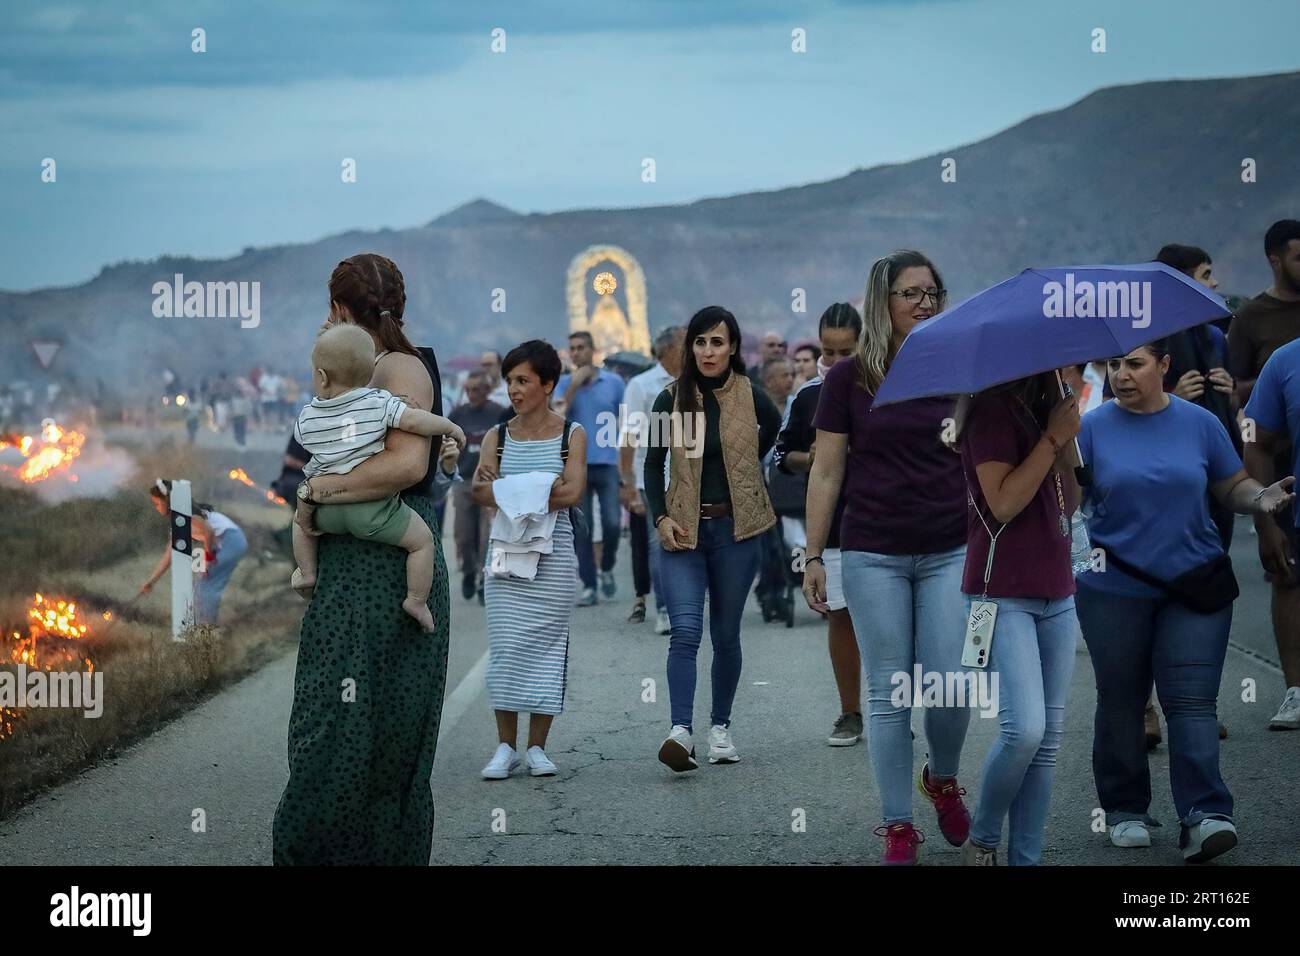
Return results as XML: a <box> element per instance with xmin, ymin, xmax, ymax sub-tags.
<box><xmin>296</xmin><ymin>480</ymin><xmax>315</xmax><ymax>505</ymax></box>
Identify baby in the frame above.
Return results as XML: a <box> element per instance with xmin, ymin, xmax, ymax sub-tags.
<box><xmin>291</xmin><ymin>323</ymin><xmax>465</xmax><ymax>632</ymax></box>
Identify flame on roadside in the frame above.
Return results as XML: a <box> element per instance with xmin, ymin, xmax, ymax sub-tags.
<box><xmin>1</xmin><ymin>594</ymin><xmax>97</xmax><ymax>743</ymax></box>
<box><xmin>0</xmin><ymin>421</ymin><xmax>86</xmax><ymax>484</ymax></box>
<box><xmin>228</xmin><ymin>467</ymin><xmax>286</xmax><ymax>505</ymax></box>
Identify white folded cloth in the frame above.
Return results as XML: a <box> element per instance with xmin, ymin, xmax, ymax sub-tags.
<box><xmin>488</xmin><ymin>472</ymin><xmax>559</xmax><ymax>581</ymax></box>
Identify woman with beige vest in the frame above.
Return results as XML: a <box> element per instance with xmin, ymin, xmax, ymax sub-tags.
<box><xmin>644</xmin><ymin>306</ymin><xmax>783</xmax><ymax>772</ymax></box>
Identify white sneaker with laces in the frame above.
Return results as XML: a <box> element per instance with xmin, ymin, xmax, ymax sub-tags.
<box><xmin>481</xmin><ymin>743</ymin><xmax>519</xmax><ymax>780</ymax></box>
<box><xmin>1268</xmin><ymin>686</ymin><xmax>1300</xmax><ymax>730</ymax></box>
<box><xmin>1109</xmin><ymin>820</ymin><xmax>1152</xmax><ymax>848</ymax></box>
<box><xmin>708</xmin><ymin>724</ymin><xmax>740</xmax><ymax>764</ymax></box>
<box><xmin>525</xmin><ymin>745</ymin><xmax>558</xmax><ymax>777</ymax></box>
<box><xmin>657</xmin><ymin>725</ymin><xmax>698</xmax><ymax>772</ymax></box>
<box><xmin>655</xmin><ymin>610</ymin><xmax>671</xmax><ymax>635</ymax></box>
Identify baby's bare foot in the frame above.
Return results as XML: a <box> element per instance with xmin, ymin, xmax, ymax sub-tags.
<box><xmin>402</xmin><ymin>596</ymin><xmax>435</xmax><ymax>633</ymax></box>
<box><xmin>290</xmin><ymin>567</ymin><xmax>315</xmax><ymax>601</ymax></box>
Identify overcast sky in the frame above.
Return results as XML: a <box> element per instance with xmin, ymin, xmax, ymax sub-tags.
<box><xmin>2</xmin><ymin>0</ymin><xmax>1297</xmax><ymax>291</ymax></box>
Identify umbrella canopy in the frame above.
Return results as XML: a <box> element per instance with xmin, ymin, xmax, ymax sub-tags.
<box><xmin>603</xmin><ymin>350</ymin><xmax>654</xmax><ymax>374</ymax></box>
<box><xmin>874</xmin><ymin>262</ymin><xmax>1229</xmax><ymax>407</ymax></box>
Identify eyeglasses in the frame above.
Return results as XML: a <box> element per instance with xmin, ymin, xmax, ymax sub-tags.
<box><xmin>890</xmin><ymin>287</ymin><xmax>948</xmax><ymax>306</ymax></box>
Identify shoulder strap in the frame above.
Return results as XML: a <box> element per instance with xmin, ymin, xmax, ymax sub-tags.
<box><xmin>1103</xmin><ymin>550</ymin><xmax>1175</xmax><ymax>594</ymax></box>
<box><xmin>495</xmin><ymin>421</ymin><xmax>508</xmax><ymax>467</ymax></box>
<box><xmin>561</xmin><ymin>419</ymin><xmax>573</xmax><ymax>461</ymax></box>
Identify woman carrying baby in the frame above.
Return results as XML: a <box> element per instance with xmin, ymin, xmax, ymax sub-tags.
<box><xmin>272</xmin><ymin>253</ymin><xmax>455</xmax><ymax>866</ymax></box>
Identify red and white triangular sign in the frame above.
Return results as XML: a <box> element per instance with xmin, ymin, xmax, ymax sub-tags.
<box><xmin>31</xmin><ymin>341</ymin><xmax>60</xmax><ymax>368</ymax></box>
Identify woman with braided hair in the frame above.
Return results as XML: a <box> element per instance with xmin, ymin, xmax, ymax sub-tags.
<box><xmin>272</xmin><ymin>252</ymin><xmax>452</xmax><ymax>865</ymax></box>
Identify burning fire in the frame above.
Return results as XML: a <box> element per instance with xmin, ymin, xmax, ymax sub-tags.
<box><xmin>0</xmin><ymin>420</ymin><xmax>85</xmax><ymax>484</ymax></box>
<box><xmin>1</xmin><ymin>594</ymin><xmax>97</xmax><ymax>743</ymax></box>
<box><xmin>8</xmin><ymin>593</ymin><xmax>95</xmax><ymax>671</ymax></box>
<box><xmin>228</xmin><ymin>467</ymin><xmax>287</xmax><ymax>506</ymax></box>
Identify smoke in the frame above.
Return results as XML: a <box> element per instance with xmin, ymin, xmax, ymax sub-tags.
<box><xmin>0</xmin><ymin>429</ymin><xmax>134</xmax><ymax>504</ymax></box>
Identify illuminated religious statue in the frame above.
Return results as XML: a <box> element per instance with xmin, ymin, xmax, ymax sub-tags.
<box><xmin>566</xmin><ymin>244</ymin><xmax>650</xmax><ymax>356</ymax></box>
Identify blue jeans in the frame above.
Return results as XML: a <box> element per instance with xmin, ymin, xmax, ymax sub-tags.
<box><xmin>576</xmin><ymin>464</ymin><xmax>622</xmax><ymax>590</ymax></box>
<box><xmin>841</xmin><ymin>547</ymin><xmax>971</xmax><ymax>824</ymax></box>
<box><xmin>659</xmin><ymin>517</ymin><xmax>761</xmax><ymax>732</ymax></box>
<box><xmin>196</xmin><ymin>527</ymin><xmax>247</xmax><ymax>625</ymax></box>
<box><xmin>967</xmin><ymin>595</ymin><xmax>1076</xmax><ymax>865</ymax></box>
<box><xmin>1074</xmin><ymin>579</ymin><xmax>1233</xmax><ymax>829</ymax></box>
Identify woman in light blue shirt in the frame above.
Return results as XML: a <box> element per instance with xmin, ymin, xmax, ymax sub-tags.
<box><xmin>1075</xmin><ymin>338</ymin><xmax>1292</xmax><ymax>863</ymax></box>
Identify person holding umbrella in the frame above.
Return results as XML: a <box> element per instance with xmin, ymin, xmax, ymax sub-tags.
<box><xmin>951</xmin><ymin>373</ymin><xmax>1081</xmax><ymax>866</ymax></box>
<box><xmin>875</xmin><ymin>260</ymin><xmax>1237</xmax><ymax>865</ymax></box>
<box><xmin>1076</xmin><ymin>339</ymin><xmax>1294</xmax><ymax>862</ymax></box>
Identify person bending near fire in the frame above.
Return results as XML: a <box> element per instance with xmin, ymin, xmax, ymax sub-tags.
<box><xmin>290</xmin><ymin>324</ymin><xmax>465</xmax><ymax>631</ymax></box>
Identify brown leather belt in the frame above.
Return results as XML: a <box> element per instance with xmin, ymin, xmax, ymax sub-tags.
<box><xmin>699</xmin><ymin>502</ymin><xmax>732</xmax><ymax>520</ymax></box>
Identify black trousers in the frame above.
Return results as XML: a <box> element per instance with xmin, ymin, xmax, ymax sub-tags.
<box><xmin>629</xmin><ymin>509</ymin><xmax>651</xmax><ymax>598</ymax></box>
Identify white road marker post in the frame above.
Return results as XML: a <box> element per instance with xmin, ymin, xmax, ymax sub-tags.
<box><xmin>168</xmin><ymin>479</ymin><xmax>196</xmax><ymax>641</ymax></box>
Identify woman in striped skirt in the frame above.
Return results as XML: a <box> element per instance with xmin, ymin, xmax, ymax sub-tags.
<box><xmin>472</xmin><ymin>339</ymin><xmax>587</xmax><ymax>779</ymax></box>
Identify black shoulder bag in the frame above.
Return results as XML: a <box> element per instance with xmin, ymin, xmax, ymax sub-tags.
<box><xmin>496</xmin><ymin>419</ymin><xmax>589</xmax><ymax>538</ymax></box>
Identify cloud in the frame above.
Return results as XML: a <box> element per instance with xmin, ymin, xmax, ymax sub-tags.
<box><xmin>0</xmin><ymin>0</ymin><xmax>957</xmax><ymax>92</ymax></box>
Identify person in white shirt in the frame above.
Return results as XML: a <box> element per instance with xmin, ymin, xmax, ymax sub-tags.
<box><xmin>292</xmin><ymin>324</ymin><xmax>465</xmax><ymax>631</ymax></box>
<box><xmin>620</xmin><ymin>326</ymin><xmax>685</xmax><ymax>632</ymax></box>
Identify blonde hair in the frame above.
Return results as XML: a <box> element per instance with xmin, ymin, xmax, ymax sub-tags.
<box><xmin>313</xmin><ymin>323</ymin><xmax>376</xmax><ymax>390</ymax></box>
<box><xmin>854</xmin><ymin>250</ymin><xmax>945</xmax><ymax>393</ymax></box>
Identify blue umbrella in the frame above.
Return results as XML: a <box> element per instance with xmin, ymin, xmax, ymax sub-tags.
<box><xmin>874</xmin><ymin>262</ymin><xmax>1229</xmax><ymax>407</ymax></box>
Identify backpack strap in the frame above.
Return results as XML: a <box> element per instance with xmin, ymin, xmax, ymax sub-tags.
<box><xmin>561</xmin><ymin>419</ymin><xmax>573</xmax><ymax>462</ymax></box>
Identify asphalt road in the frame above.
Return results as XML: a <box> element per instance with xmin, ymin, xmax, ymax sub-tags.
<box><xmin>2</xmin><ymin>515</ymin><xmax>1296</xmax><ymax>866</ymax></box>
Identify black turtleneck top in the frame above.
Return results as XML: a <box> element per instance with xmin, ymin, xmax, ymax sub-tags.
<box><xmin>643</xmin><ymin>367</ymin><xmax>782</xmax><ymax>522</ymax></box>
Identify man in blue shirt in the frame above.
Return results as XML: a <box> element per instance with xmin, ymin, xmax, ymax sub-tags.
<box><xmin>1244</xmin><ymin>338</ymin><xmax>1300</xmax><ymax>728</ymax></box>
<box><xmin>557</xmin><ymin>330</ymin><xmax>626</xmax><ymax>606</ymax></box>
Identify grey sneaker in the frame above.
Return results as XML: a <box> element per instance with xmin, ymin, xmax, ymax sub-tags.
<box><xmin>576</xmin><ymin>587</ymin><xmax>597</xmax><ymax>607</ymax></box>
<box><xmin>600</xmin><ymin>570</ymin><xmax>617</xmax><ymax>598</ymax></box>
<box><xmin>1268</xmin><ymin>687</ymin><xmax>1300</xmax><ymax>730</ymax></box>
<box><xmin>827</xmin><ymin>712</ymin><xmax>863</xmax><ymax>747</ymax></box>
<box><xmin>961</xmin><ymin>838</ymin><xmax>998</xmax><ymax>866</ymax></box>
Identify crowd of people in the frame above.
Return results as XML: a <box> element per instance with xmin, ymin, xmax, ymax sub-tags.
<box><xmin>257</xmin><ymin>220</ymin><xmax>1300</xmax><ymax>866</ymax></box>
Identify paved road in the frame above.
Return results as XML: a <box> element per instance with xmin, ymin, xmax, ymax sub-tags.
<box><xmin>2</xmin><ymin>516</ymin><xmax>1297</xmax><ymax>866</ymax></box>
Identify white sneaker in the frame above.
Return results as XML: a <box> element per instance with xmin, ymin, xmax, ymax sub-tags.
<box><xmin>525</xmin><ymin>745</ymin><xmax>557</xmax><ymax>777</ymax></box>
<box><xmin>1181</xmin><ymin>818</ymin><xmax>1238</xmax><ymax>863</ymax></box>
<box><xmin>1109</xmin><ymin>820</ymin><xmax>1152</xmax><ymax>848</ymax></box>
<box><xmin>657</xmin><ymin>725</ymin><xmax>698</xmax><ymax>772</ymax></box>
<box><xmin>1268</xmin><ymin>686</ymin><xmax>1300</xmax><ymax>730</ymax></box>
<box><xmin>481</xmin><ymin>743</ymin><xmax>519</xmax><ymax>780</ymax></box>
<box><xmin>708</xmin><ymin>724</ymin><xmax>740</xmax><ymax>764</ymax></box>
<box><xmin>655</xmin><ymin>610</ymin><xmax>671</xmax><ymax>635</ymax></box>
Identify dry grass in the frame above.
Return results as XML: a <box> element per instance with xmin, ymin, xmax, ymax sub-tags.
<box><xmin>0</xmin><ymin>436</ymin><xmax>303</xmax><ymax>819</ymax></box>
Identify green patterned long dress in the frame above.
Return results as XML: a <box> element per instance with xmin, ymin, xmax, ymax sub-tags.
<box><xmin>273</xmin><ymin>347</ymin><xmax>451</xmax><ymax>865</ymax></box>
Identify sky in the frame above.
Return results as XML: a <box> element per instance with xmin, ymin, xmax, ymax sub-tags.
<box><xmin>1</xmin><ymin>0</ymin><xmax>1297</xmax><ymax>292</ymax></box>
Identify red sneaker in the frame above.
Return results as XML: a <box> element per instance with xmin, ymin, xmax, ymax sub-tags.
<box><xmin>874</xmin><ymin>821</ymin><xmax>924</xmax><ymax>866</ymax></box>
<box><xmin>918</xmin><ymin>764</ymin><xmax>971</xmax><ymax>847</ymax></box>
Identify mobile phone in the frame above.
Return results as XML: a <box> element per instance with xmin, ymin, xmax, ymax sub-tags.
<box><xmin>961</xmin><ymin>600</ymin><xmax>998</xmax><ymax>669</ymax></box>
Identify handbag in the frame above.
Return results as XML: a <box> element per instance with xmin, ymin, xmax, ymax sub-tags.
<box><xmin>764</xmin><ymin>456</ymin><xmax>807</xmax><ymax>518</ymax></box>
<box><xmin>1103</xmin><ymin>550</ymin><xmax>1238</xmax><ymax>614</ymax></box>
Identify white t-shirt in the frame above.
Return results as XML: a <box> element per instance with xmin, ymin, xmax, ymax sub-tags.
<box><xmin>205</xmin><ymin>510</ymin><xmax>239</xmax><ymax>538</ymax></box>
<box><xmin>295</xmin><ymin>387</ymin><xmax>408</xmax><ymax>477</ymax></box>
<box><xmin>621</xmin><ymin>363</ymin><xmax>674</xmax><ymax>491</ymax></box>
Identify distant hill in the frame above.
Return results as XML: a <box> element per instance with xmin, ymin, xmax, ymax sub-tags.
<box><xmin>3</xmin><ymin>70</ymin><xmax>1298</xmax><ymax>402</ymax></box>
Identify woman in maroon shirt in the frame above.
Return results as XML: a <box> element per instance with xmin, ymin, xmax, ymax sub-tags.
<box><xmin>954</xmin><ymin>373</ymin><xmax>1081</xmax><ymax>866</ymax></box>
<box><xmin>803</xmin><ymin>250</ymin><xmax>973</xmax><ymax>865</ymax></box>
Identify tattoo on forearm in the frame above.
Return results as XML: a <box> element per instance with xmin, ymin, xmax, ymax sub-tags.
<box><xmin>391</xmin><ymin>392</ymin><xmax>425</xmax><ymax>411</ymax></box>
